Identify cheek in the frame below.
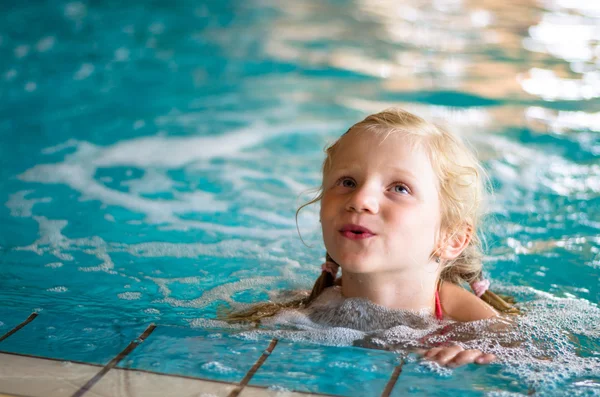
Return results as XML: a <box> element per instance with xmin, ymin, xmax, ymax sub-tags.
<box><xmin>319</xmin><ymin>193</ymin><xmax>337</xmax><ymax>219</ymax></box>
<box><xmin>390</xmin><ymin>206</ymin><xmax>439</xmax><ymax>240</ymax></box>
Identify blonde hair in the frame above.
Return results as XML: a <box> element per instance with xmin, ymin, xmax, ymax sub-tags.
<box><xmin>224</xmin><ymin>108</ymin><xmax>518</xmax><ymax>324</ymax></box>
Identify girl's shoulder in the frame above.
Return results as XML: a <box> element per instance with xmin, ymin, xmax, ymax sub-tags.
<box><xmin>439</xmin><ymin>281</ymin><xmax>498</xmax><ymax>322</ymax></box>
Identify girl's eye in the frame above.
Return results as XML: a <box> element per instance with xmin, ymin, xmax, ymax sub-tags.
<box><xmin>337</xmin><ymin>177</ymin><xmax>356</xmax><ymax>188</ymax></box>
<box><xmin>393</xmin><ymin>183</ymin><xmax>410</xmax><ymax>194</ymax></box>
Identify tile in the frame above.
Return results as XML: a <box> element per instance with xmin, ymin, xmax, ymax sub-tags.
<box><xmin>87</xmin><ymin>368</ymin><xmax>236</xmax><ymax>397</ymax></box>
<box><xmin>0</xmin><ymin>352</ymin><xmax>100</xmax><ymax>397</ymax></box>
<box><xmin>389</xmin><ymin>358</ymin><xmax>529</xmax><ymax>397</ymax></box>
<box><xmin>249</xmin><ymin>341</ymin><xmax>401</xmax><ymax>397</ymax></box>
<box><xmin>0</xmin><ymin>312</ymin><xmax>148</xmax><ymax>365</ymax></box>
<box><xmin>118</xmin><ymin>325</ymin><xmax>269</xmax><ymax>384</ymax></box>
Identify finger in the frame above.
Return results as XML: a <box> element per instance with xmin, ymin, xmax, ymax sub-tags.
<box><xmin>422</xmin><ymin>347</ymin><xmax>444</xmax><ymax>358</ymax></box>
<box><xmin>475</xmin><ymin>353</ymin><xmax>496</xmax><ymax>364</ymax></box>
<box><xmin>447</xmin><ymin>349</ymin><xmax>485</xmax><ymax>367</ymax></box>
<box><xmin>430</xmin><ymin>345</ymin><xmax>464</xmax><ymax>365</ymax></box>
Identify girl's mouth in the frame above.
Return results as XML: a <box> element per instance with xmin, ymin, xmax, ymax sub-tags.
<box><xmin>339</xmin><ymin>224</ymin><xmax>376</xmax><ymax>240</ymax></box>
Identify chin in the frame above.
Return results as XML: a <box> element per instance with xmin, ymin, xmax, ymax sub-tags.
<box><xmin>332</xmin><ymin>252</ymin><xmax>377</xmax><ymax>273</ymax></box>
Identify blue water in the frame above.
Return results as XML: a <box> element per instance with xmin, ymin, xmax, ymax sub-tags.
<box><xmin>1</xmin><ymin>0</ymin><xmax>599</xmax><ymax>396</ymax></box>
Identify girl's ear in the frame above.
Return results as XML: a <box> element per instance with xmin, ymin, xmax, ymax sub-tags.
<box><xmin>439</xmin><ymin>224</ymin><xmax>472</xmax><ymax>260</ymax></box>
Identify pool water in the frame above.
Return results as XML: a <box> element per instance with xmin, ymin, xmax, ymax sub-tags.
<box><xmin>1</xmin><ymin>0</ymin><xmax>599</xmax><ymax>396</ymax></box>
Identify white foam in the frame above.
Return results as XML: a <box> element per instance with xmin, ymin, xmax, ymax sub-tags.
<box><xmin>114</xmin><ymin>47</ymin><xmax>130</xmax><ymax>62</ymax></box>
<box><xmin>6</xmin><ymin>191</ymin><xmax>51</xmax><ymax>217</ymax></box>
<box><xmin>14</xmin><ymin>45</ymin><xmax>29</xmax><ymax>58</ymax></box>
<box><xmin>188</xmin><ymin>318</ymin><xmax>247</xmax><ymax>330</ymax></box>
<box><xmin>4</xmin><ymin>69</ymin><xmax>17</xmax><ymax>81</ymax></box>
<box><xmin>64</xmin><ymin>2</ymin><xmax>87</xmax><ymax>20</ymax></box>
<box><xmin>15</xmin><ymin>119</ymin><xmax>335</xmax><ymax>233</ymax></box>
<box><xmin>127</xmin><ymin>240</ymin><xmax>264</xmax><ymax>259</ymax></box>
<box><xmin>45</xmin><ymin>262</ymin><xmax>63</xmax><ymax>269</ymax></box>
<box><xmin>148</xmin><ymin>22</ymin><xmax>165</xmax><ymax>35</ymax></box>
<box><xmin>200</xmin><ymin>361</ymin><xmax>237</xmax><ymax>374</ymax></box>
<box><xmin>240</xmin><ymin>208</ymin><xmax>295</xmax><ymax>227</ymax></box>
<box><xmin>118</xmin><ymin>292</ymin><xmax>141</xmax><ymax>300</ymax></box>
<box><xmin>47</xmin><ymin>286</ymin><xmax>67</xmax><ymax>293</ymax></box>
<box><xmin>24</xmin><ymin>82</ymin><xmax>37</xmax><ymax>92</ymax></box>
<box><xmin>36</xmin><ymin>36</ymin><xmax>55</xmax><ymax>52</ymax></box>
<box><xmin>121</xmin><ymin>169</ymin><xmax>177</xmax><ymax>194</ymax></box>
<box><xmin>151</xmin><ymin>276</ymin><xmax>279</xmax><ymax>308</ymax></box>
<box><xmin>73</xmin><ymin>63</ymin><xmax>94</xmax><ymax>80</ymax></box>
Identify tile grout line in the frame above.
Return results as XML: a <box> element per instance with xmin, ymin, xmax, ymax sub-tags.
<box><xmin>70</xmin><ymin>323</ymin><xmax>157</xmax><ymax>397</ymax></box>
<box><xmin>228</xmin><ymin>338</ymin><xmax>279</xmax><ymax>397</ymax></box>
<box><xmin>380</xmin><ymin>358</ymin><xmax>404</xmax><ymax>397</ymax></box>
<box><xmin>0</xmin><ymin>313</ymin><xmax>38</xmax><ymax>343</ymax></box>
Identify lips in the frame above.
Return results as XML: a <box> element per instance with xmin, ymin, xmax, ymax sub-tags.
<box><xmin>339</xmin><ymin>224</ymin><xmax>376</xmax><ymax>240</ymax></box>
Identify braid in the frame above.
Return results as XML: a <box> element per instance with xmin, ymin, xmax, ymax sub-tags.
<box><xmin>459</xmin><ymin>266</ymin><xmax>520</xmax><ymax>315</ymax></box>
<box><xmin>306</xmin><ymin>253</ymin><xmax>337</xmax><ymax>302</ymax></box>
<box><xmin>222</xmin><ymin>253</ymin><xmax>336</xmax><ymax>324</ymax></box>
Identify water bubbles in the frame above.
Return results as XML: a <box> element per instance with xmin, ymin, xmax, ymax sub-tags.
<box><xmin>118</xmin><ymin>292</ymin><xmax>142</xmax><ymax>300</ymax></box>
<box><xmin>74</xmin><ymin>63</ymin><xmax>94</xmax><ymax>80</ymax></box>
<box><xmin>36</xmin><ymin>37</ymin><xmax>55</xmax><ymax>53</ymax></box>
<box><xmin>4</xmin><ymin>69</ymin><xmax>17</xmax><ymax>81</ymax></box>
<box><xmin>14</xmin><ymin>45</ymin><xmax>29</xmax><ymax>58</ymax></box>
<box><xmin>416</xmin><ymin>360</ymin><xmax>453</xmax><ymax>377</ymax></box>
<box><xmin>64</xmin><ymin>2</ymin><xmax>87</xmax><ymax>20</ymax></box>
<box><xmin>148</xmin><ymin>22</ymin><xmax>165</xmax><ymax>35</ymax></box>
<box><xmin>133</xmin><ymin>120</ymin><xmax>145</xmax><ymax>130</ymax></box>
<box><xmin>114</xmin><ymin>47</ymin><xmax>130</xmax><ymax>62</ymax></box>
<box><xmin>24</xmin><ymin>82</ymin><xmax>37</xmax><ymax>92</ymax></box>
<box><xmin>47</xmin><ymin>286</ymin><xmax>68</xmax><ymax>293</ymax></box>
<box><xmin>200</xmin><ymin>361</ymin><xmax>237</xmax><ymax>374</ymax></box>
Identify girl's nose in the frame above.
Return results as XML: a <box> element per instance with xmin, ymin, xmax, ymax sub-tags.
<box><xmin>345</xmin><ymin>185</ymin><xmax>380</xmax><ymax>214</ymax></box>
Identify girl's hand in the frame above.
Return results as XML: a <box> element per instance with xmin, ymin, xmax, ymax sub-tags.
<box><xmin>422</xmin><ymin>345</ymin><xmax>496</xmax><ymax>367</ymax></box>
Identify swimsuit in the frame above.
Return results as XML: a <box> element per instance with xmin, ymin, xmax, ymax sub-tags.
<box><xmin>434</xmin><ymin>289</ymin><xmax>444</xmax><ymax>320</ymax></box>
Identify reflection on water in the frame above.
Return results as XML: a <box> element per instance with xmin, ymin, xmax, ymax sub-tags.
<box><xmin>1</xmin><ymin>0</ymin><xmax>599</xmax><ymax>395</ymax></box>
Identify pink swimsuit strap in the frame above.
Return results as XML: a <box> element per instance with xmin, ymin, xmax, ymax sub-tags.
<box><xmin>434</xmin><ymin>289</ymin><xmax>443</xmax><ymax>320</ymax></box>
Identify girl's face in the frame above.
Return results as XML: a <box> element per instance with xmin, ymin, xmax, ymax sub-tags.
<box><xmin>320</xmin><ymin>129</ymin><xmax>443</xmax><ymax>274</ymax></box>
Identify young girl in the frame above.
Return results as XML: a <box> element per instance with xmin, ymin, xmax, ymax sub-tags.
<box><xmin>227</xmin><ymin>108</ymin><xmax>518</xmax><ymax>367</ymax></box>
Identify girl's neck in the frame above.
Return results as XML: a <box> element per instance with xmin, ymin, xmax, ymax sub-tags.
<box><xmin>340</xmin><ymin>267</ymin><xmax>440</xmax><ymax>312</ymax></box>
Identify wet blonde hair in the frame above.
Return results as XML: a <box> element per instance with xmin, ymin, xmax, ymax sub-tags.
<box><xmin>224</xmin><ymin>108</ymin><xmax>518</xmax><ymax>324</ymax></box>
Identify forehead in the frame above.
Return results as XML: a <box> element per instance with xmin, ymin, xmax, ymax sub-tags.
<box><xmin>332</xmin><ymin>128</ymin><xmax>431</xmax><ymax>169</ymax></box>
